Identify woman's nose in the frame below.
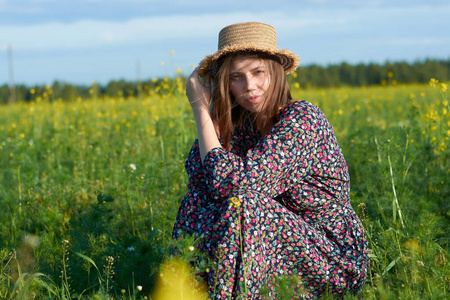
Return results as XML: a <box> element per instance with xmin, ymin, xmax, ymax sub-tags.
<box><xmin>245</xmin><ymin>75</ymin><xmax>256</xmax><ymax>91</ymax></box>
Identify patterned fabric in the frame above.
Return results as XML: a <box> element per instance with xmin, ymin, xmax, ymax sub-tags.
<box><xmin>172</xmin><ymin>100</ymin><xmax>369</xmax><ymax>299</ymax></box>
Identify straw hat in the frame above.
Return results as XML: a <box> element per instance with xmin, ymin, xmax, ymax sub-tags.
<box><xmin>198</xmin><ymin>22</ymin><xmax>299</xmax><ymax>77</ymax></box>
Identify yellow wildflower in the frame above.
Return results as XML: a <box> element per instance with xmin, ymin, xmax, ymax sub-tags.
<box><xmin>429</xmin><ymin>78</ymin><xmax>438</xmax><ymax>87</ymax></box>
<box><xmin>229</xmin><ymin>196</ymin><xmax>241</xmax><ymax>208</ymax></box>
<box><xmin>403</xmin><ymin>239</ymin><xmax>421</xmax><ymax>253</ymax></box>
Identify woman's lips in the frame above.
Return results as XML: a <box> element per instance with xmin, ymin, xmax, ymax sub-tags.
<box><xmin>247</xmin><ymin>95</ymin><xmax>261</xmax><ymax>103</ymax></box>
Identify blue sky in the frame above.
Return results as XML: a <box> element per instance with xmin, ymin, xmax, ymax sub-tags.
<box><xmin>0</xmin><ymin>0</ymin><xmax>449</xmax><ymax>86</ymax></box>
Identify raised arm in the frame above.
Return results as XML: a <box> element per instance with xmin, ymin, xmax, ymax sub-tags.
<box><xmin>186</xmin><ymin>68</ymin><xmax>222</xmax><ymax>163</ymax></box>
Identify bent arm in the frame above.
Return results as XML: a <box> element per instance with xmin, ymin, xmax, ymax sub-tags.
<box><xmin>186</xmin><ymin>68</ymin><xmax>221</xmax><ymax>163</ymax></box>
<box><xmin>193</xmin><ymin>108</ymin><xmax>221</xmax><ymax>164</ymax></box>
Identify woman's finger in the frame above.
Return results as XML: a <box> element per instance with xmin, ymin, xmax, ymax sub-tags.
<box><xmin>190</xmin><ymin>67</ymin><xmax>199</xmax><ymax>77</ymax></box>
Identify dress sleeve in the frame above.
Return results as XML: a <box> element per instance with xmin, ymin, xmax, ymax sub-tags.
<box><xmin>202</xmin><ymin>101</ymin><xmax>320</xmax><ymax>201</ymax></box>
<box><xmin>185</xmin><ymin>139</ymin><xmax>207</xmax><ymax>189</ymax></box>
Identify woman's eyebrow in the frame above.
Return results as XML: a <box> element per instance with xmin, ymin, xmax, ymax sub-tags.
<box><xmin>229</xmin><ymin>71</ymin><xmax>243</xmax><ymax>77</ymax></box>
<box><xmin>252</xmin><ymin>66</ymin><xmax>266</xmax><ymax>71</ymax></box>
<box><xmin>230</xmin><ymin>66</ymin><xmax>266</xmax><ymax>74</ymax></box>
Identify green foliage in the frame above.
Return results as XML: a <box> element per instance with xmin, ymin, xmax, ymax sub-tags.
<box><xmin>0</xmin><ymin>82</ymin><xmax>449</xmax><ymax>299</ymax></box>
<box><xmin>2</xmin><ymin>59</ymin><xmax>450</xmax><ymax>103</ymax></box>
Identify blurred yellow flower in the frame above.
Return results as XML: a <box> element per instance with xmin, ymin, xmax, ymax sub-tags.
<box><xmin>429</xmin><ymin>78</ymin><xmax>438</xmax><ymax>87</ymax></box>
<box><xmin>403</xmin><ymin>239</ymin><xmax>421</xmax><ymax>253</ymax></box>
<box><xmin>151</xmin><ymin>258</ymin><xmax>207</xmax><ymax>300</ymax></box>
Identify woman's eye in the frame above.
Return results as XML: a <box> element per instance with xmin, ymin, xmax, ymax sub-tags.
<box><xmin>230</xmin><ymin>74</ymin><xmax>242</xmax><ymax>81</ymax></box>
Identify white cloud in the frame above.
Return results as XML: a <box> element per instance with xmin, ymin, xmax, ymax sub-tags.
<box><xmin>1</xmin><ymin>2</ymin><xmax>449</xmax><ymax>85</ymax></box>
<box><xmin>0</xmin><ymin>11</ymin><xmax>332</xmax><ymax>51</ymax></box>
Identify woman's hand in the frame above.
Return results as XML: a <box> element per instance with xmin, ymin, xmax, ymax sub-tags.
<box><xmin>186</xmin><ymin>68</ymin><xmax>211</xmax><ymax>113</ymax></box>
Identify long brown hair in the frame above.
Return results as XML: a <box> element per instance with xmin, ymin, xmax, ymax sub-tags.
<box><xmin>210</xmin><ymin>51</ymin><xmax>293</xmax><ymax>150</ymax></box>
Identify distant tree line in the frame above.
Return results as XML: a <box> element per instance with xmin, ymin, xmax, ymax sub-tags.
<box><xmin>294</xmin><ymin>58</ymin><xmax>449</xmax><ymax>88</ymax></box>
<box><xmin>1</xmin><ymin>58</ymin><xmax>449</xmax><ymax>103</ymax></box>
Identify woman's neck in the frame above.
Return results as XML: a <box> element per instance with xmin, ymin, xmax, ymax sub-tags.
<box><xmin>259</xmin><ymin>123</ymin><xmax>272</xmax><ymax>136</ymax></box>
<box><xmin>253</xmin><ymin>105</ymin><xmax>286</xmax><ymax>136</ymax></box>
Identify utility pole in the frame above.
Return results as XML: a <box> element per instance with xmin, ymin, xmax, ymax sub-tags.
<box><xmin>136</xmin><ymin>60</ymin><xmax>142</xmax><ymax>100</ymax></box>
<box><xmin>7</xmin><ymin>44</ymin><xmax>16</xmax><ymax>103</ymax></box>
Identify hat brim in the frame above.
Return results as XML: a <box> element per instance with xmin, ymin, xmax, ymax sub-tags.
<box><xmin>198</xmin><ymin>45</ymin><xmax>299</xmax><ymax>78</ymax></box>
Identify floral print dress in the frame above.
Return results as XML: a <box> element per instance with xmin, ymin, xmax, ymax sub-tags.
<box><xmin>172</xmin><ymin>100</ymin><xmax>369</xmax><ymax>299</ymax></box>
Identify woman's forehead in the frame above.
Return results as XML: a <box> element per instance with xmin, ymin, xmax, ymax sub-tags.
<box><xmin>230</xmin><ymin>56</ymin><xmax>267</xmax><ymax>72</ymax></box>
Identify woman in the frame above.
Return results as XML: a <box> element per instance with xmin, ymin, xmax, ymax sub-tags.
<box><xmin>172</xmin><ymin>22</ymin><xmax>369</xmax><ymax>299</ymax></box>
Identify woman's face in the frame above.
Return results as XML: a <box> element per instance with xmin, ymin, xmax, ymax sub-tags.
<box><xmin>229</xmin><ymin>56</ymin><xmax>271</xmax><ymax>115</ymax></box>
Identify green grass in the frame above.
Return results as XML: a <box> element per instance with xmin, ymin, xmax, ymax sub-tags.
<box><xmin>0</xmin><ymin>82</ymin><xmax>448</xmax><ymax>299</ymax></box>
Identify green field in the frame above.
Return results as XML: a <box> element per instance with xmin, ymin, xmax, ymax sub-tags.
<box><xmin>0</xmin><ymin>80</ymin><xmax>448</xmax><ymax>299</ymax></box>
